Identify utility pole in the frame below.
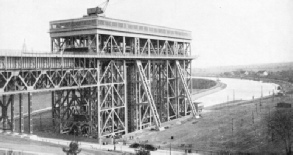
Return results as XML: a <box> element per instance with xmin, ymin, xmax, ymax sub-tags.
<box><xmin>40</xmin><ymin>113</ymin><xmax>42</xmax><ymax>131</ymax></box>
<box><xmin>255</xmin><ymin>103</ymin><xmax>257</xmax><ymax>115</ymax></box>
<box><xmin>252</xmin><ymin>111</ymin><xmax>254</xmax><ymax>124</ymax></box>
<box><xmin>170</xmin><ymin>136</ymin><xmax>174</xmax><ymax>155</ymax></box>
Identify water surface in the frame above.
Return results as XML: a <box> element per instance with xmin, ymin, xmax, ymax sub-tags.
<box><xmin>194</xmin><ymin>77</ymin><xmax>279</xmax><ymax>107</ymax></box>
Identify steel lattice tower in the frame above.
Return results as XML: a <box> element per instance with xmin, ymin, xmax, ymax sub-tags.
<box><xmin>0</xmin><ymin>12</ymin><xmax>197</xmax><ymax>142</ymax></box>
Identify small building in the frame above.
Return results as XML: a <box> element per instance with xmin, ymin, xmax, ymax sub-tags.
<box><xmin>257</xmin><ymin>70</ymin><xmax>269</xmax><ymax>77</ymax></box>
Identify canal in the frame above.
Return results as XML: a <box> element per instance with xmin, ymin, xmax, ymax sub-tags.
<box><xmin>194</xmin><ymin>77</ymin><xmax>279</xmax><ymax>107</ymax></box>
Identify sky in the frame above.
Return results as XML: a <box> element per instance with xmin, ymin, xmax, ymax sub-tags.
<box><xmin>0</xmin><ymin>0</ymin><xmax>292</xmax><ymax>68</ymax></box>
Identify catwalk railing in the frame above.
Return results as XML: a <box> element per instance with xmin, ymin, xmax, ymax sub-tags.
<box><xmin>0</xmin><ymin>49</ymin><xmax>196</xmax><ymax>59</ymax></box>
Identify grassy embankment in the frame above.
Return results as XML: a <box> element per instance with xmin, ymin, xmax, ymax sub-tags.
<box><xmin>124</xmin><ymin>78</ymin><xmax>293</xmax><ymax>154</ymax></box>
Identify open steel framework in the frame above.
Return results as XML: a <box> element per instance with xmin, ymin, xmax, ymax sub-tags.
<box><xmin>0</xmin><ymin>15</ymin><xmax>197</xmax><ymax>141</ymax></box>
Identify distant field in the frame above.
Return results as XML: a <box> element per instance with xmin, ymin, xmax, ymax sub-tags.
<box><xmin>192</xmin><ymin>78</ymin><xmax>217</xmax><ymax>89</ymax></box>
<box><xmin>193</xmin><ymin>61</ymin><xmax>293</xmax><ymax>76</ymax></box>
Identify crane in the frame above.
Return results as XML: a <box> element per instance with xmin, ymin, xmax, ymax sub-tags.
<box><xmin>87</xmin><ymin>0</ymin><xmax>110</xmax><ymax>16</ymax></box>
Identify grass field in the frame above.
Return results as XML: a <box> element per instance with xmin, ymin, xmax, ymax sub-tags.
<box><xmin>123</xmin><ymin>79</ymin><xmax>293</xmax><ymax>154</ymax></box>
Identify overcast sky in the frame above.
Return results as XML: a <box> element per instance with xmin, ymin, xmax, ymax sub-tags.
<box><xmin>0</xmin><ymin>0</ymin><xmax>292</xmax><ymax>68</ymax></box>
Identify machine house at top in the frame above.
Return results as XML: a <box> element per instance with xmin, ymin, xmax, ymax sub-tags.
<box><xmin>50</xmin><ymin>12</ymin><xmax>192</xmax><ymax>57</ymax></box>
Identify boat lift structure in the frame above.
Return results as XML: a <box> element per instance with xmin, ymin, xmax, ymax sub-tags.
<box><xmin>0</xmin><ymin>6</ymin><xmax>197</xmax><ymax>141</ymax></box>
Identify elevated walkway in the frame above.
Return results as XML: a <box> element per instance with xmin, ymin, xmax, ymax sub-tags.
<box><xmin>0</xmin><ymin>50</ymin><xmax>196</xmax><ymax>60</ymax></box>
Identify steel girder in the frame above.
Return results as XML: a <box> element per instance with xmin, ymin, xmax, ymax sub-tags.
<box><xmin>1</xmin><ymin>32</ymin><xmax>193</xmax><ymax>139</ymax></box>
<box><xmin>126</xmin><ymin>59</ymin><xmax>193</xmax><ymax>132</ymax></box>
<box><xmin>0</xmin><ymin>95</ymin><xmax>14</xmax><ymax>131</ymax></box>
<box><xmin>52</xmin><ymin>60</ymin><xmax>127</xmax><ymax>138</ymax></box>
<box><xmin>129</xmin><ymin>61</ymin><xmax>155</xmax><ymax>131</ymax></box>
<box><xmin>0</xmin><ymin>57</ymin><xmax>100</xmax><ymax>94</ymax></box>
<box><xmin>0</xmin><ymin>59</ymin><xmax>193</xmax><ymax>138</ymax></box>
<box><xmin>50</xmin><ymin>33</ymin><xmax>192</xmax><ymax>57</ymax></box>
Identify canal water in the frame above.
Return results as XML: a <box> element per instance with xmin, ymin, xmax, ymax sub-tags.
<box><xmin>194</xmin><ymin>77</ymin><xmax>279</xmax><ymax>107</ymax></box>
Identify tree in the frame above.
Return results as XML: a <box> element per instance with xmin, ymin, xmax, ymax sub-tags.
<box><xmin>265</xmin><ymin>108</ymin><xmax>293</xmax><ymax>155</ymax></box>
<box><xmin>63</xmin><ymin>141</ymin><xmax>81</xmax><ymax>155</ymax></box>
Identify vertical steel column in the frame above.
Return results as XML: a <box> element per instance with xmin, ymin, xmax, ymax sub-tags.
<box><xmin>158</xmin><ymin>63</ymin><xmax>162</xmax><ymax>121</ymax></box>
<box><xmin>123</xmin><ymin>37</ymin><xmax>126</xmax><ymax>54</ymax></box>
<box><xmin>189</xmin><ymin>60</ymin><xmax>193</xmax><ymax>114</ymax></box>
<box><xmin>11</xmin><ymin>95</ymin><xmax>15</xmax><ymax>132</ymax></box>
<box><xmin>165</xmin><ymin>41</ymin><xmax>168</xmax><ymax>57</ymax></box>
<box><xmin>189</xmin><ymin>60</ymin><xmax>193</xmax><ymax>95</ymax></box>
<box><xmin>175</xmin><ymin>42</ymin><xmax>177</xmax><ymax>55</ymax></box>
<box><xmin>138</xmin><ymin>63</ymin><xmax>142</xmax><ymax>130</ymax></box>
<box><xmin>19</xmin><ymin>94</ymin><xmax>24</xmax><ymax>134</ymax></box>
<box><xmin>110</xmin><ymin>36</ymin><xmax>113</xmax><ymax>53</ymax></box>
<box><xmin>89</xmin><ymin>89</ymin><xmax>92</xmax><ymax>135</ymax></box>
<box><xmin>96</xmin><ymin>34</ymin><xmax>100</xmax><ymax>53</ymax></box>
<box><xmin>134</xmin><ymin>38</ymin><xmax>139</xmax><ymax>54</ymax></box>
<box><xmin>111</xmin><ymin>61</ymin><xmax>114</xmax><ymax>133</ymax></box>
<box><xmin>183</xmin><ymin>42</ymin><xmax>186</xmax><ymax>57</ymax></box>
<box><xmin>166</xmin><ymin>60</ymin><xmax>170</xmax><ymax>121</ymax></box>
<box><xmin>148</xmin><ymin>60</ymin><xmax>152</xmax><ymax>126</ymax></box>
<box><xmin>51</xmin><ymin>91</ymin><xmax>55</xmax><ymax>127</ymax></box>
<box><xmin>176</xmin><ymin>61</ymin><xmax>180</xmax><ymax>117</ymax></box>
<box><xmin>123</xmin><ymin>60</ymin><xmax>128</xmax><ymax>134</ymax></box>
<box><xmin>184</xmin><ymin>60</ymin><xmax>187</xmax><ymax>116</ymax></box>
<box><xmin>57</xmin><ymin>38</ymin><xmax>61</xmax><ymax>52</ymax></box>
<box><xmin>28</xmin><ymin>92</ymin><xmax>33</xmax><ymax>134</ymax></box>
<box><xmin>97</xmin><ymin>60</ymin><xmax>101</xmax><ymax>143</ymax></box>
<box><xmin>157</xmin><ymin>40</ymin><xmax>160</xmax><ymax>54</ymax></box>
<box><xmin>188</xmin><ymin>42</ymin><xmax>191</xmax><ymax>55</ymax></box>
<box><xmin>88</xmin><ymin>36</ymin><xmax>92</xmax><ymax>52</ymax></box>
<box><xmin>135</xmin><ymin>64</ymin><xmax>139</xmax><ymax>130</ymax></box>
<box><xmin>2</xmin><ymin>95</ymin><xmax>7</xmax><ymax>132</ymax></box>
<box><xmin>50</xmin><ymin>38</ymin><xmax>53</xmax><ymax>53</ymax></box>
<box><xmin>148</xmin><ymin>39</ymin><xmax>151</xmax><ymax>56</ymax></box>
<box><xmin>58</xmin><ymin>91</ymin><xmax>62</xmax><ymax>134</ymax></box>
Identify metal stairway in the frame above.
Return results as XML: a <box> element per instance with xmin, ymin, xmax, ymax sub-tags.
<box><xmin>136</xmin><ymin>60</ymin><xmax>161</xmax><ymax>128</ymax></box>
<box><xmin>175</xmin><ymin>60</ymin><xmax>197</xmax><ymax>116</ymax></box>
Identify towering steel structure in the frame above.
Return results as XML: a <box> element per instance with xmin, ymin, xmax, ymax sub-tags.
<box><xmin>0</xmin><ymin>8</ymin><xmax>196</xmax><ymax>141</ymax></box>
